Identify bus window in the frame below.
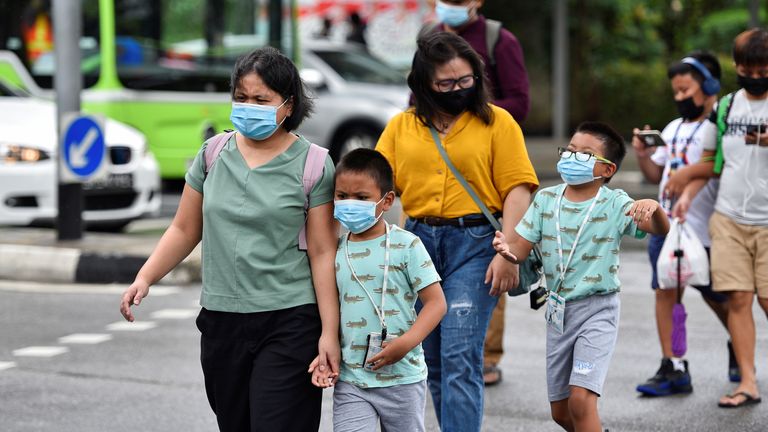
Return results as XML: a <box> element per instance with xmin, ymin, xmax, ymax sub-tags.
<box><xmin>115</xmin><ymin>0</ymin><xmax>266</xmax><ymax>92</ymax></box>
<box><xmin>0</xmin><ymin>0</ymin><xmax>101</xmax><ymax>89</ymax></box>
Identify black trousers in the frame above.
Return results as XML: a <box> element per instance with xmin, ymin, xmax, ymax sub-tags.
<box><xmin>196</xmin><ymin>304</ymin><xmax>323</xmax><ymax>432</ymax></box>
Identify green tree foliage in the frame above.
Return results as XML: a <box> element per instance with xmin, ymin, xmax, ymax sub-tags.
<box><xmin>481</xmin><ymin>0</ymin><xmax>761</xmax><ymax>136</ymax></box>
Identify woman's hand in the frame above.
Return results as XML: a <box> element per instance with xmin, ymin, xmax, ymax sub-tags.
<box><xmin>317</xmin><ymin>332</ymin><xmax>340</xmax><ymax>380</ymax></box>
<box><xmin>308</xmin><ymin>355</ymin><xmax>338</xmax><ymax>388</ymax></box>
<box><xmin>484</xmin><ymin>254</ymin><xmax>519</xmax><ymax>297</ymax></box>
<box><xmin>119</xmin><ymin>278</ymin><xmax>150</xmax><ymax>322</ymax></box>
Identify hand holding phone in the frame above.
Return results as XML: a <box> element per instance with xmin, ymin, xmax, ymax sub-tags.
<box><xmin>636</xmin><ymin>130</ymin><xmax>666</xmax><ymax>147</ymax></box>
<box><xmin>745</xmin><ymin>124</ymin><xmax>767</xmax><ymax>145</ymax></box>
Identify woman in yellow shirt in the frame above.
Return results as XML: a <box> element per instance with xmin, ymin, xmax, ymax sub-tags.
<box><xmin>376</xmin><ymin>32</ymin><xmax>538</xmax><ymax>432</ymax></box>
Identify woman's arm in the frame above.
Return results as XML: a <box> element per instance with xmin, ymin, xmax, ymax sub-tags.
<box><xmin>120</xmin><ymin>184</ymin><xmax>203</xmax><ymax>321</ymax></box>
<box><xmin>306</xmin><ymin>202</ymin><xmax>341</xmax><ymax>375</ymax></box>
<box><xmin>484</xmin><ymin>184</ymin><xmax>532</xmax><ymax>296</ymax></box>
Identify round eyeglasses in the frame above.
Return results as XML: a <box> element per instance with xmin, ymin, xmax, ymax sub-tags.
<box><xmin>434</xmin><ymin>74</ymin><xmax>477</xmax><ymax>93</ymax></box>
<box><xmin>558</xmin><ymin>147</ymin><xmax>613</xmax><ymax>164</ymax></box>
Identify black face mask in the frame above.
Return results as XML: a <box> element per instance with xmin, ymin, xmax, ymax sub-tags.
<box><xmin>738</xmin><ymin>74</ymin><xmax>768</xmax><ymax>96</ymax></box>
<box><xmin>676</xmin><ymin>97</ymin><xmax>704</xmax><ymax>120</ymax></box>
<box><xmin>431</xmin><ymin>86</ymin><xmax>475</xmax><ymax>116</ymax></box>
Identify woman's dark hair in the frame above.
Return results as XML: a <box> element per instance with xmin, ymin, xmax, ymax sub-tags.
<box><xmin>230</xmin><ymin>47</ymin><xmax>313</xmax><ymax>131</ymax></box>
<box><xmin>667</xmin><ymin>50</ymin><xmax>722</xmax><ymax>82</ymax></box>
<box><xmin>335</xmin><ymin>148</ymin><xmax>394</xmax><ymax>195</ymax></box>
<box><xmin>733</xmin><ymin>28</ymin><xmax>768</xmax><ymax>68</ymax></box>
<box><xmin>575</xmin><ymin>121</ymin><xmax>626</xmax><ymax>183</ymax></box>
<box><xmin>407</xmin><ymin>32</ymin><xmax>493</xmax><ymax>126</ymax></box>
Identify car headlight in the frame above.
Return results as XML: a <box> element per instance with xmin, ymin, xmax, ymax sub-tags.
<box><xmin>0</xmin><ymin>143</ymin><xmax>51</xmax><ymax>163</ymax></box>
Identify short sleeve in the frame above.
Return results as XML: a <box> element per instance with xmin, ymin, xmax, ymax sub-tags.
<box><xmin>514</xmin><ymin>195</ymin><xmax>542</xmax><ymax>244</ymax></box>
<box><xmin>308</xmin><ymin>155</ymin><xmax>336</xmax><ymax>208</ymax></box>
<box><xmin>375</xmin><ymin>119</ymin><xmax>397</xmax><ymax>190</ymax></box>
<box><xmin>405</xmin><ymin>236</ymin><xmax>441</xmax><ymax>291</ymax></box>
<box><xmin>612</xmin><ymin>191</ymin><xmax>645</xmax><ymax>239</ymax></box>
<box><xmin>650</xmin><ymin>146</ymin><xmax>668</xmax><ymax>167</ymax></box>
<box><xmin>700</xmin><ymin>120</ymin><xmax>718</xmax><ymax>152</ymax></box>
<box><xmin>490</xmin><ymin>109</ymin><xmax>539</xmax><ymax>197</ymax></box>
<box><xmin>185</xmin><ymin>144</ymin><xmax>206</xmax><ymax>193</ymax></box>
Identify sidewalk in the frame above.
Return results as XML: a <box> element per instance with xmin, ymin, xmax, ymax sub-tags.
<box><xmin>0</xmin><ymin>138</ymin><xmax>656</xmax><ymax>285</ymax></box>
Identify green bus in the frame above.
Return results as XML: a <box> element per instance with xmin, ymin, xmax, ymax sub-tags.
<box><xmin>0</xmin><ymin>0</ymin><xmax>295</xmax><ymax>179</ymax></box>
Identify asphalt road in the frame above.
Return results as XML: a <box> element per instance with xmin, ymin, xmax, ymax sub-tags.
<box><xmin>1</xmin><ymin>251</ymin><xmax>766</xmax><ymax>432</ymax></box>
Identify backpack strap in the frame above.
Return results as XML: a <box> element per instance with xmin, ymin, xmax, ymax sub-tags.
<box><xmin>298</xmin><ymin>143</ymin><xmax>329</xmax><ymax>250</ymax></box>
<box><xmin>484</xmin><ymin>19</ymin><xmax>502</xmax><ymax>67</ymax></box>
<box><xmin>203</xmin><ymin>131</ymin><xmax>236</xmax><ymax>177</ymax></box>
<box><xmin>714</xmin><ymin>92</ymin><xmax>735</xmax><ymax>175</ymax></box>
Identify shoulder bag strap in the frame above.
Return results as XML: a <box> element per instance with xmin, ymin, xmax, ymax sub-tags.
<box><xmin>714</xmin><ymin>92</ymin><xmax>735</xmax><ymax>175</ymax></box>
<box><xmin>429</xmin><ymin>127</ymin><xmax>502</xmax><ymax>231</ymax></box>
<box><xmin>298</xmin><ymin>143</ymin><xmax>329</xmax><ymax>250</ymax></box>
<box><xmin>204</xmin><ymin>131</ymin><xmax>237</xmax><ymax>177</ymax></box>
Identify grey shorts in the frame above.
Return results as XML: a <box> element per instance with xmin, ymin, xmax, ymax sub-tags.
<box><xmin>546</xmin><ymin>293</ymin><xmax>620</xmax><ymax>402</ymax></box>
<box><xmin>333</xmin><ymin>380</ymin><xmax>427</xmax><ymax>432</ymax></box>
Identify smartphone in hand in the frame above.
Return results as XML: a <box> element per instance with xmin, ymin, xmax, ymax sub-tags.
<box><xmin>745</xmin><ymin>124</ymin><xmax>767</xmax><ymax>144</ymax></box>
<box><xmin>636</xmin><ymin>130</ymin><xmax>666</xmax><ymax>147</ymax></box>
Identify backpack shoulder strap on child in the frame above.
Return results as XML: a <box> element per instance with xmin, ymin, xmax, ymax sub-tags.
<box><xmin>714</xmin><ymin>92</ymin><xmax>735</xmax><ymax>174</ymax></box>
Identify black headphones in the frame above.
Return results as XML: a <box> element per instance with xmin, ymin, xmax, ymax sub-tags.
<box><xmin>681</xmin><ymin>57</ymin><xmax>721</xmax><ymax>96</ymax></box>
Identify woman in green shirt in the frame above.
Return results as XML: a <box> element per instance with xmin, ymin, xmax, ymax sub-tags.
<box><xmin>119</xmin><ymin>47</ymin><xmax>340</xmax><ymax>431</ymax></box>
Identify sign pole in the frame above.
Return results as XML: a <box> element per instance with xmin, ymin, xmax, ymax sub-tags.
<box><xmin>54</xmin><ymin>0</ymin><xmax>84</xmax><ymax>240</ymax></box>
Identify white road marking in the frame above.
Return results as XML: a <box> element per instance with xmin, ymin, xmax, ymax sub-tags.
<box><xmin>151</xmin><ymin>309</ymin><xmax>198</xmax><ymax>320</ymax></box>
<box><xmin>0</xmin><ymin>361</ymin><xmax>17</xmax><ymax>371</ymax></box>
<box><xmin>106</xmin><ymin>321</ymin><xmax>157</xmax><ymax>331</ymax></box>
<box><xmin>13</xmin><ymin>346</ymin><xmax>69</xmax><ymax>357</ymax></box>
<box><xmin>0</xmin><ymin>281</ymin><xmax>183</xmax><ymax>296</ymax></box>
<box><xmin>58</xmin><ymin>333</ymin><xmax>113</xmax><ymax>344</ymax></box>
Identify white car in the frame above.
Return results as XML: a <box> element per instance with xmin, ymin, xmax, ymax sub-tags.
<box><xmin>0</xmin><ymin>80</ymin><xmax>161</xmax><ymax>231</ymax></box>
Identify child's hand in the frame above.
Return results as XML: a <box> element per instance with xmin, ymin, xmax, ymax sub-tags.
<box><xmin>627</xmin><ymin>199</ymin><xmax>659</xmax><ymax>224</ymax></box>
<box><xmin>671</xmin><ymin>194</ymin><xmax>692</xmax><ymax>222</ymax></box>
<box><xmin>631</xmin><ymin>126</ymin><xmax>656</xmax><ymax>158</ymax></box>
<box><xmin>308</xmin><ymin>355</ymin><xmax>338</xmax><ymax>388</ymax></box>
<box><xmin>492</xmin><ymin>231</ymin><xmax>518</xmax><ymax>262</ymax></box>
<box><xmin>367</xmin><ymin>337</ymin><xmax>412</xmax><ymax>371</ymax></box>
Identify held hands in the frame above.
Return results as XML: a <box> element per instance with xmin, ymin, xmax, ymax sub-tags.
<box><xmin>627</xmin><ymin>199</ymin><xmax>660</xmax><ymax>225</ymax></box>
<box><xmin>308</xmin><ymin>355</ymin><xmax>338</xmax><ymax>388</ymax></box>
<box><xmin>366</xmin><ymin>336</ymin><xmax>412</xmax><ymax>371</ymax></box>
<box><xmin>484</xmin><ymin>250</ymin><xmax>519</xmax><ymax>297</ymax></box>
<box><xmin>119</xmin><ymin>278</ymin><xmax>150</xmax><ymax>322</ymax></box>
<box><xmin>492</xmin><ymin>231</ymin><xmax>518</xmax><ymax>262</ymax></box>
<box><xmin>315</xmin><ymin>332</ymin><xmax>340</xmax><ymax>384</ymax></box>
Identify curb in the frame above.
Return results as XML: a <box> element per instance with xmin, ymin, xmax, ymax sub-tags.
<box><xmin>0</xmin><ymin>244</ymin><xmax>200</xmax><ymax>285</ymax></box>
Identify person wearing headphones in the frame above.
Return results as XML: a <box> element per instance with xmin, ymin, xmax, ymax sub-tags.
<box><xmin>631</xmin><ymin>51</ymin><xmax>734</xmax><ymax>397</ymax></box>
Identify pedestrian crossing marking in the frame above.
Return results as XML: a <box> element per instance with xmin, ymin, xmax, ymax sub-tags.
<box><xmin>106</xmin><ymin>321</ymin><xmax>157</xmax><ymax>331</ymax></box>
<box><xmin>0</xmin><ymin>361</ymin><xmax>16</xmax><ymax>371</ymax></box>
<box><xmin>58</xmin><ymin>333</ymin><xmax>113</xmax><ymax>344</ymax></box>
<box><xmin>151</xmin><ymin>309</ymin><xmax>198</xmax><ymax>320</ymax></box>
<box><xmin>13</xmin><ymin>346</ymin><xmax>69</xmax><ymax>357</ymax></box>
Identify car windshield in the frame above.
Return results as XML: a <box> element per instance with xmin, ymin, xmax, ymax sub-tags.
<box><xmin>312</xmin><ymin>49</ymin><xmax>405</xmax><ymax>85</ymax></box>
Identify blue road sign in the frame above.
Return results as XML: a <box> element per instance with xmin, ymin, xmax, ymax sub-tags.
<box><xmin>62</xmin><ymin>116</ymin><xmax>105</xmax><ymax>179</ymax></box>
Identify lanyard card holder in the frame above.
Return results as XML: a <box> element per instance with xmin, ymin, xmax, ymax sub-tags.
<box><xmin>364</xmin><ymin>332</ymin><xmax>396</xmax><ymax>374</ymax></box>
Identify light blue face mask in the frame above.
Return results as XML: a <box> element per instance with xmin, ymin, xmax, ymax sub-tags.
<box><xmin>556</xmin><ymin>157</ymin><xmax>601</xmax><ymax>185</ymax></box>
<box><xmin>334</xmin><ymin>196</ymin><xmax>386</xmax><ymax>234</ymax></box>
<box><xmin>435</xmin><ymin>1</ymin><xmax>472</xmax><ymax>28</ymax></box>
<box><xmin>230</xmin><ymin>99</ymin><xmax>288</xmax><ymax>141</ymax></box>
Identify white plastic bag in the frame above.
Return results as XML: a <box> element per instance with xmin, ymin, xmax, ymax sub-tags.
<box><xmin>657</xmin><ymin>218</ymin><xmax>710</xmax><ymax>289</ymax></box>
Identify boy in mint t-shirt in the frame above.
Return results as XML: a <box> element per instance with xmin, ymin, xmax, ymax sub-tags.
<box><xmin>309</xmin><ymin>149</ymin><xmax>446</xmax><ymax>432</ymax></box>
<box><xmin>494</xmin><ymin>122</ymin><xmax>669</xmax><ymax>432</ymax></box>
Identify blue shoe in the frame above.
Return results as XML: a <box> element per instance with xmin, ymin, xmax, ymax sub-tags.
<box><xmin>636</xmin><ymin>358</ymin><xmax>693</xmax><ymax>396</ymax></box>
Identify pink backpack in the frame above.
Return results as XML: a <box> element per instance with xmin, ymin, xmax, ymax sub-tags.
<box><xmin>203</xmin><ymin>131</ymin><xmax>328</xmax><ymax>250</ymax></box>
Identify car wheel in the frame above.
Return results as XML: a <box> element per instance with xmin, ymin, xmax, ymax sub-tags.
<box><xmin>330</xmin><ymin>125</ymin><xmax>381</xmax><ymax>162</ymax></box>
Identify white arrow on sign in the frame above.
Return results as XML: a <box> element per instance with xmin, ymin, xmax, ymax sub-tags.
<box><xmin>69</xmin><ymin>127</ymin><xmax>99</xmax><ymax>169</ymax></box>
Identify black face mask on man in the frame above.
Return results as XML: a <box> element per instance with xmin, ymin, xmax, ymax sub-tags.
<box><xmin>737</xmin><ymin>74</ymin><xmax>768</xmax><ymax>96</ymax></box>
<box><xmin>675</xmin><ymin>97</ymin><xmax>704</xmax><ymax>120</ymax></box>
<box><xmin>431</xmin><ymin>86</ymin><xmax>475</xmax><ymax>116</ymax></box>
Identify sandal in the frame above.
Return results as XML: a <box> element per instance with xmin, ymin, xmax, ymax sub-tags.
<box><xmin>483</xmin><ymin>365</ymin><xmax>503</xmax><ymax>386</ymax></box>
<box><xmin>717</xmin><ymin>391</ymin><xmax>762</xmax><ymax>408</ymax></box>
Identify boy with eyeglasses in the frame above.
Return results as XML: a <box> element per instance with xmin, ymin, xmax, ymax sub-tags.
<box><xmin>493</xmin><ymin>122</ymin><xmax>669</xmax><ymax>431</ymax></box>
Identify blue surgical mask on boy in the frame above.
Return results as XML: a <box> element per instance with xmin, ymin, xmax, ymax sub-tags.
<box><xmin>334</xmin><ymin>196</ymin><xmax>386</xmax><ymax>234</ymax></box>
<box><xmin>435</xmin><ymin>1</ymin><xmax>472</xmax><ymax>28</ymax></box>
<box><xmin>230</xmin><ymin>99</ymin><xmax>288</xmax><ymax>141</ymax></box>
<box><xmin>556</xmin><ymin>157</ymin><xmax>601</xmax><ymax>185</ymax></box>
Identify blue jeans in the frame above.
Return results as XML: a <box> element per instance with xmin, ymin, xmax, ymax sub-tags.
<box><xmin>406</xmin><ymin>219</ymin><xmax>499</xmax><ymax>432</ymax></box>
